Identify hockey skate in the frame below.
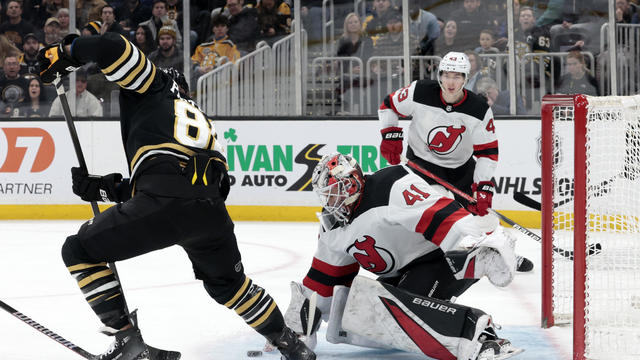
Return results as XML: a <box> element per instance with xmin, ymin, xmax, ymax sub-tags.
<box><xmin>476</xmin><ymin>324</ymin><xmax>524</xmax><ymax>360</ymax></box>
<box><xmin>267</xmin><ymin>326</ymin><xmax>316</xmax><ymax>360</ymax></box>
<box><xmin>94</xmin><ymin>326</ymin><xmax>149</xmax><ymax>360</ymax></box>
<box><xmin>477</xmin><ymin>338</ymin><xmax>524</xmax><ymax>360</ymax></box>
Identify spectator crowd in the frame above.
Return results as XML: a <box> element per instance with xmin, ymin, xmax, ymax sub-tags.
<box><xmin>0</xmin><ymin>0</ymin><xmax>637</xmax><ymax>117</ymax></box>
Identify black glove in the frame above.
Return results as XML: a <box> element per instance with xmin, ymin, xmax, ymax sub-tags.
<box><xmin>71</xmin><ymin>167</ymin><xmax>126</xmax><ymax>203</ymax></box>
<box><xmin>38</xmin><ymin>34</ymin><xmax>82</xmax><ymax>84</ymax></box>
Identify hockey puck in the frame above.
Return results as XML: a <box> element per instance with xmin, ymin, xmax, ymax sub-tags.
<box><xmin>247</xmin><ymin>350</ymin><xmax>263</xmax><ymax>357</ymax></box>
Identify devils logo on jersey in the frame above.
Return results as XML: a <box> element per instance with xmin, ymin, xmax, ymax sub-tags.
<box><xmin>347</xmin><ymin>235</ymin><xmax>395</xmax><ymax>275</ymax></box>
<box><xmin>427</xmin><ymin>125</ymin><xmax>466</xmax><ymax>155</ymax></box>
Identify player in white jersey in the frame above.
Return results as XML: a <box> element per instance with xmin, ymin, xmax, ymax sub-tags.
<box><xmin>379</xmin><ymin>51</ymin><xmax>496</xmax><ymax>215</ymax></box>
<box><xmin>284</xmin><ymin>153</ymin><xmax>523</xmax><ymax>360</ymax></box>
<box><xmin>378</xmin><ymin>51</ymin><xmax>533</xmax><ymax>272</ymax></box>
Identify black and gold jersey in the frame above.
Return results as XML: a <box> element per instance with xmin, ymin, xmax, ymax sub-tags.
<box><xmin>71</xmin><ymin>32</ymin><xmax>224</xmax><ymax>178</ymax></box>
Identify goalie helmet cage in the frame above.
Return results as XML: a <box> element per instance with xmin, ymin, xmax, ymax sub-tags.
<box><xmin>541</xmin><ymin>94</ymin><xmax>640</xmax><ymax>360</ymax></box>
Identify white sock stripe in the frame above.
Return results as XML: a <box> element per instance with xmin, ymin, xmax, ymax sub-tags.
<box><xmin>83</xmin><ymin>281</ymin><xmax>120</xmax><ymax>298</ymax></box>
<box><xmin>244</xmin><ymin>298</ymin><xmax>273</xmax><ymax>323</ymax></box>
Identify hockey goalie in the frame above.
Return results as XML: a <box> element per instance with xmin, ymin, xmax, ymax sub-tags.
<box><xmin>284</xmin><ymin>153</ymin><xmax>524</xmax><ymax>360</ymax></box>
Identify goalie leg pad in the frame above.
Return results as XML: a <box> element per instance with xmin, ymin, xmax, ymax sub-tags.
<box><xmin>284</xmin><ymin>282</ymin><xmax>323</xmax><ymax>337</ymax></box>
<box><xmin>342</xmin><ymin>276</ymin><xmax>495</xmax><ymax>359</ymax></box>
<box><xmin>325</xmin><ymin>285</ymin><xmax>389</xmax><ymax>349</ymax></box>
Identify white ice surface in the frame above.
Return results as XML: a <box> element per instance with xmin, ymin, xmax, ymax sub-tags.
<box><xmin>0</xmin><ymin>220</ymin><xmax>572</xmax><ymax>359</ymax></box>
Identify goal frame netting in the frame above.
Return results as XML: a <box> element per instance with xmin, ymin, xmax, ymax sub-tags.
<box><xmin>541</xmin><ymin>93</ymin><xmax>640</xmax><ymax>360</ymax></box>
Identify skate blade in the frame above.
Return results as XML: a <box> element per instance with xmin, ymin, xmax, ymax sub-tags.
<box><xmin>495</xmin><ymin>347</ymin><xmax>525</xmax><ymax>359</ymax></box>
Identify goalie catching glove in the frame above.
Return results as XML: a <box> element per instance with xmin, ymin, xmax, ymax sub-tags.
<box><xmin>468</xmin><ymin>181</ymin><xmax>494</xmax><ymax>216</ymax></box>
<box><xmin>71</xmin><ymin>167</ymin><xmax>130</xmax><ymax>203</ymax></box>
<box><xmin>38</xmin><ymin>34</ymin><xmax>82</xmax><ymax>84</ymax></box>
<box><xmin>380</xmin><ymin>127</ymin><xmax>403</xmax><ymax>165</ymax></box>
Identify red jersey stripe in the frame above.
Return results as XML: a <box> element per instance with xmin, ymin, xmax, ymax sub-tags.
<box><xmin>415</xmin><ymin>198</ymin><xmax>455</xmax><ymax>233</ymax></box>
<box><xmin>473</xmin><ymin>140</ymin><xmax>498</xmax><ymax>152</ymax></box>
<box><xmin>431</xmin><ymin>208</ymin><xmax>469</xmax><ymax>245</ymax></box>
<box><xmin>311</xmin><ymin>258</ymin><xmax>360</xmax><ymax>277</ymax></box>
<box><xmin>303</xmin><ymin>277</ymin><xmax>334</xmax><ymax>297</ymax></box>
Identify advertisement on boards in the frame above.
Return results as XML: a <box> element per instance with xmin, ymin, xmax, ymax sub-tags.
<box><xmin>1</xmin><ymin>119</ymin><xmax>542</xmax><ymax>210</ymax></box>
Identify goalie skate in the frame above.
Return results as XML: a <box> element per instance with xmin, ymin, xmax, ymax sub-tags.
<box><xmin>477</xmin><ymin>338</ymin><xmax>524</xmax><ymax>360</ymax></box>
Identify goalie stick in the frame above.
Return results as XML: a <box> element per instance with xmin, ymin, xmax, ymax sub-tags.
<box><xmin>53</xmin><ymin>77</ymin><xmax>180</xmax><ymax>360</ymax></box>
<box><xmin>403</xmin><ymin>158</ymin><xmax>601</xmax><ymax>260</ymax></box>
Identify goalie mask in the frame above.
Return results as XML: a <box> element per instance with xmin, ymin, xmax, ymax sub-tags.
<box><xmin>312</xmin><ymin>153</ymin><xmax>365</xmax><ymax>229</ymax></box>
<box><xmin>437</xmin><ymin>51</ymin><xmax>470</xmax><ymax>95</ymax></box>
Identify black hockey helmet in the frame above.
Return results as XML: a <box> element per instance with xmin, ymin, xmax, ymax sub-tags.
<box><xmin>161</xmin><ymin>67</ymin><xmax>189</xmax><ymax>96</ymax></box>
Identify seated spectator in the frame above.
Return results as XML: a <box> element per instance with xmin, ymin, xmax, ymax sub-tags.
<box><xmin>43</xmin><ymin>17</ymin><xmax>63</xmax><ymax>46</ymax></box>
<box><xmin>362</xmin><ymin>0</ymin><xmax>397</xmax><ymax>45</ymax></box>
<box><xmin>57</xmin><ymin>8</ymin><xmax>81</xmax><ymax>36</ymax></box>
<box><xmin>139</xmin><ymin>0</ymin><xmax>182</xmax><ymax>44</ymax></box>
<box><xmin>256</xmin><ymin>0</ymin><xmax>291</xmax><ymax>44</ymax></box>
<box><xmin>18</xmin><ymin>33</ymin><xmax>40</xmax><ymax>76</ymax></box>
<box><xmin>0</xmin><ymin>1</ymin><xmax>37</xmax><ymax>50</ymax></box>
<box><xmin>192</xmin><ymin>15</ymin><xmax>240</xmax><ymax>78</ymax></box>
<box><xmin>336</xmin><ymin>12</ymin><xmax>373</xmax><ymax>66</ymax></box>
<box><xmin>616</xmin><ymin>0</ymin><xmax>639</xmax><ymax>23</ymax></box>
<box><xmin>464</xmin><ymin>50</ymin><xmax>487</xmax><ymax>92</ymax></box>
<box><xmin>373</xmin><ymin>11</ymin><xmax>420</xmax><ymax>62</ymax></box>
<box><xmin>0</xmin><ymin>56</ymin><xmax>29</xmax><ymax>117</ymax></box>
<box><xmin>409</xmin><ymin>3</ymin><xmax>440</xmax><ymax>55</ymax></box>
<box><xmin>77</xmin><ymin>0</ymin><xmax>108</xmax><ymax>28</ymax></box>
<box><xmin>49</xmin><ymin>68</ymin><xmax>103</xmax><ymax>117</ymax></box>
<box><xmin>557</xmin><ymin>51</ymin><xmax>599</xmax><ymax>96</ymax></box>
<box><xmin>434</xmin><ymin>19</ymin><xmax>460</xmax><ymax>56</ymax></box>
<box><xmin>227</xmin><ymin>0</ymin><xmax>260</xmax><ymax>54</ymax></box>
<box><xmin>449</xmin><ymin>0</ymin><xmax>495</xmax><ymax>51</ymax></box>
<box><xmin>475</xmin><ymin>77</ymin><xmax>526</xmax><ymax>115</ymax></box>
<box><xmin>99</xmin><ymin>5</ymin><xmax>128</xmax><ymax>35</ymax></box>
<box><xmin>133</xmin><ymin>25</ymin><xmax>157</xmax><ymax>55</ymax></box>
<box><xmin>475</xmin><ymin>29</ymin><xmax>499</xmax><ymax>55</ymax></box>
<box><xmin>18</xmin><ymin>77</ymin><xmax>50</xmax><ymax>117</ymax></box>
<box><xmin>148</xmin><ymin>26</ymin><xmax>183</xmax><ymax>69</ymax></box>
<box><xmin>116</xmin><ymin>0</ymin><xmax>152</xmax><ymax>33</ymax></box>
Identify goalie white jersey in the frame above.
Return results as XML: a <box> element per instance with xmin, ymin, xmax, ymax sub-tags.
<box><xmin>378</xmin><ymin>80</ymin><xmax>498</xmax><ymax>183</ymax></box>
<box><xmin>303</xmin><ymin>165</ymin><xmax>485</xmax><ymax>298</ymax></box>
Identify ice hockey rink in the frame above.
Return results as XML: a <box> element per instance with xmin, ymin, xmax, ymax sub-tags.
<box><xmin>0</xmin><ymin>220</ymin><xmax>572</xmax><ymax>360</ymax></box>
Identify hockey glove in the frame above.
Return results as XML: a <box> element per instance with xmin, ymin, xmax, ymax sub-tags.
<box><xmin>467</xmin><ymin>181</ymin><xmax>495</xmax><ymax>216</ymax></box>
<box><xmin>380</xmin><ymin>126</ymin><xmax>403</xmax><ymax>165</ymax></box>
<box><xmin>71</xmin><ymin>167</ymin><xmax>128</xmax><ymax>203</ymax></box>
<box><xmin>38</xmin><ymin>34</ymin><xmax>82</xmax><ymax>84</ymax></box>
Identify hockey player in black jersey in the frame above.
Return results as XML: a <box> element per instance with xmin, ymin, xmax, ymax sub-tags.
<box><xmin>284</xmin><ymin>153</ymin><xmax>523</xmax><ymax>359</ymax></box>
<box><xmin>378</xmin><ymin>51</ymin><xmax>533</xmax><ymax>273</ymax></box>
<box><xmin>38</xmin><ymin>33</ymin><xmax>315</xmax><ymax>360</ymax></box>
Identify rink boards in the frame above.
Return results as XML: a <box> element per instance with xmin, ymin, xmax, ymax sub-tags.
<box><xmin>0</xmin><ymin>118</ymin><xmax>541</xmax><ymax>226</ymax></box>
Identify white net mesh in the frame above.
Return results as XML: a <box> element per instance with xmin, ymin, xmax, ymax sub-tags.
<box><xmin>549</xmin><ymin>95</ymin><xmax>640</xmax><ymax>359</ymax></box>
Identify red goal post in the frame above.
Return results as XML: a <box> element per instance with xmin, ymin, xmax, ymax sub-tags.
<box><xmin>540</xmin><ymin>94</ymin><xmax>640</xmax><ymax>360</ymax></box>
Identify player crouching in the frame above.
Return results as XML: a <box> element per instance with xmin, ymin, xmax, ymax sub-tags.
<box><xmin>285</xmin><ymin>153</ymin><xmax>524</xmax><ymax>359</ymax></box>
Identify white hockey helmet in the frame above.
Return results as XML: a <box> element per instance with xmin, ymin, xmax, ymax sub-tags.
<box><xmin>437</xmin><ymin>51</ymin><xmax>471</xmax><ymax>92</ymax></box>
<box><xmin>312</xmin><ymin>153</ymin><xmax>365</xmax><ymax>229</ymax></box>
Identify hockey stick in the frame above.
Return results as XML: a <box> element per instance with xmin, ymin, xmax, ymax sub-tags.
<box><xmin>513</xmin><ymin>192</ymin><xmax>541</xmax><ymax>211</ymax></box>
<box><xmin>403</xmin><ymin>158</ymin><xmax>601</xmax><ymax>260</ymax></box>
<box><xmin>0</xmin><ymin>299</ymin><xmax>95</xmax><ymax>358</ymax></box>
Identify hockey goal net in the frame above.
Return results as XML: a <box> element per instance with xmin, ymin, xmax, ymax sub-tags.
<box><xmin>541</xmin><ymin>94</ymin><xmax>640</xmax><ymax>360</ymax></box>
